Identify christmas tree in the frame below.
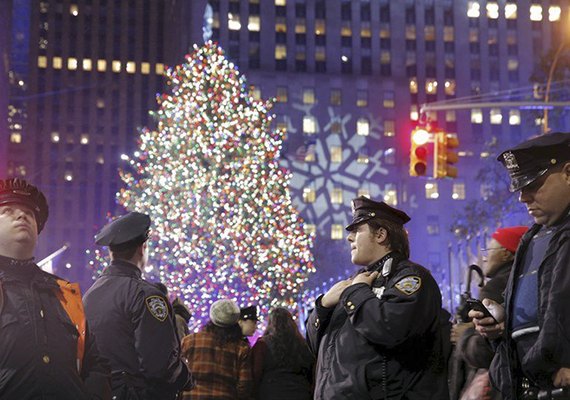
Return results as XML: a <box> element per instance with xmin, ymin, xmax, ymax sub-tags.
<box><xmin>112</xmin><ymin>42</ymin><xmax>315</xmax><ymax>326</ymax></box>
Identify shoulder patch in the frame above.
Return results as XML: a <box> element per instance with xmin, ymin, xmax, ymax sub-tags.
<box><xmin>394</xmin><ymin>276</ymin><xmax>422</xmax><ymax>295</ymax></box>
<box><xmin>145</xmin><ymin>295</ymin><xmax>169</xmax><ymax>322</ymax></box>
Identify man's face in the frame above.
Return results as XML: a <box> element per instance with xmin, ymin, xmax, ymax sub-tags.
<box><xmin>0</xmin><ymin>204</ymin><xmax>38</xmax><ymax>249</ymax></box>
<box><xmin>347</xmin><ymin>223</ymin><xmax>381</xmax><ymax>266</ymax></box>
<box><xmin>518</xmin><ymin>163</ymin><xmax>570</xmax><ymax>227</ymax></box>
<box><xmin>239</xmin><ymin>319</ymin><xmax>257</xmax><ymax>336</ymax></box>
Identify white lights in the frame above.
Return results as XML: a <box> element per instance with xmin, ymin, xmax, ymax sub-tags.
<box><xmin>467</xmin><ymin>2</ymin><xmax>480</xmax><ymax>18</ymax></box>
<box><xmin>530</xmin><ymin>4</ymin><xmax>542</xmax><ymax>21</ymax></box>
<box><xmin>549</xmin><ymin>6</ymin><xmax>561</xmax><ymax>22</ymax></box>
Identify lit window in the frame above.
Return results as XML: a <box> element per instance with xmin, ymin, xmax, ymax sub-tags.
<box><xmin>315</xmin><ymin>47</ymin><xmax>326</xmax><ymax>61</ymax></box>
<box><xmin>305</xmin><ymin>146</ymin><xmax>316</xmax><ymax>162</ymax></box>
<box><xmin>38</xmin><ymin>56</ymin><xmax>47</xmax><ymax>68</ymax></box>
<box><xmin>303</xmin><ymin>187</ymin><xmax>316</xmax><ymax>203</ymax></box>
<box><xmin>249</xmin><ymin>86</ymin><xmax>261</xmax><ymax>100</ymax></box>
<box><xmin>341</xmin><ymin>24</ymin><xmax>352</xmax><ymax>37</ymax></box>
<box><xmin>452</xmin><ymin>183</ymin><xmax>466</xmax><ymax>200</ymax></box>
<box><xmin>275</xmin><ymin>0</ymin><xmax>286</xmax><ymax>5</ymax></box>
<box><xmin>276</xmin><ymin>87</ymin><xmax>288</xmax><ymax>103</ymax></box>
<box><xmin>507</xmin><ymin>59</ymin><xmax>518</xmax><ymax>71</ymax></box>
<box><xmin>331</xmin><ymin>187</ymin><xmax>343</xmax><ymax>203</ymax></box>
<box><xmin>331</xmin><ymin>224</ymin><xmax>344</xmax><ymax>240</ymax></box>
<box><xmin>410</xmin><ymin>78</ymin><xmax>418</xmax><ymax>94</ymax></box>
<box><xmin>96</xmin><ymin>155</ymin><xmax>104</xmax><ymax>164</ymax></box>
<box><xmin>228</xmin><ymin>13</ymin><xmax>241</xmax><ymax>30</ymax></box>
<box><xmin>315</xmin><ymin>20</ymin><xmax>326</xmax><ymax>35</ymax></box>
<box><xmin>53</xmin><ymin>57</ymin><xmax>62</xmax><ymax>69</ymax></box>
<box><xmin>383</xmin><ymin>184</ymin><xmax>398</xmax><ymax>205</ymax></box>
<box><xmin>357</xmin><ymin>118</ymin><xmax>370</xmax><ymax>136</ymax></box>
<box><xmin>40</xmin><ymin>2</ymin><xmax>48</xmax><ymax>13</ymax></box>
<box><xmin>490</xmin><ymin>109</ymin><xmax>502</xmax><ymax>125</ymax></box>
<box><xmin>275</xmin><ymin>45</ymin><xmax>287</xmax><ymax>60</ymax></box>
<box><xmin>51</xmin><ymin>132</ymin><xmax>60</xmax><ymax>143</ymax></box>
<box><xmin>405</xmin><ymin>26</ymin><xmax>416</xmax><ymax>40</ymax></box>
<box><xmin>410</xmin><ymin>105</ymin><xmax>419</xmax><ymax>121</ymax></box>
<box><xmin>304</xmin><ymin>224</ymin><xmax>316</xmax><ymax>236</ymax></box>
<box><xmin>357</xmin><ymin>148</ymin><xmax>369</xmax><ymax>163</ymax></box>
<box><xmin>64</xmin><ymin>172</ymin><xmax>73</xmax><ymax>182</ymax></box>
<box><xmin>444</xmin><ymin>80</ymin><xmax>456</xmax><ymax>95</ymax></box>
<box><xmin>425</xmin><ymin>80</ymin><xmax>437</xmax><ymax>94</ymax></box>
<box><xmin>330</xmin><ymin>89</ymin><xmax>341</xmax><ymax>106</ymax></box>
<box><xmin>112</xmin><ymin>61</ymin><xmax>121</xmax><ymax>73</ymax></box>
<box><xmin>467</xmin><ymin>2</ymin><xmax>480</xmax><ymax>18</ymax></box>
<box><xmin>96</xmin><ymin>99</ymin><xmax>105</xmax><ymax>108</ymax></box>
<box><xmin>505</xmin><ymin>3</ymin><xmax>517</xmax><ymax>19</ymax></box>
<box><xmin>471</xmin><ymin>109</ymin><xmax>483</xmax><ymax>124</ymax></box>
<box><xmin>509</xmin><ymin>110</ymin><xmax>521</xmax><ymax>125</ymax></box>
<box><xmin>248</xmin><ymin>15</ymin><xmax>260</xmax><ymax>31</ymax></box>
<box><xmin>384</xmin><ymin>120</ymin><xmax>395</xmax><ymax>137</ymax></box>
<box><xmin>486</xmin><ymin>2</ymin><xmax>499</xmax><ymax>19</ymax></box>
<box><xmin>70</xmin><ymin>4</ymin><xmax>79</xmax><ymax>16</ymax></box>
<box><xmin>357</xmin><ymin>90</ymin><xmax>368</xmax><ymax>107</ymax></box>
<box><xmin>361</xmin><ymin>27</ymin><xmax>371</xmax><ymax>38</ymax></box>
<box><xmin>10</xmin><ymin>133</ymin><xmax>22</xmax><ymax>143</ymax></box>
<box><xmin>331</xmin><ymin>146</ymin><xmax>342</xmax><ymax>163</ymax></box>
<box><xmin>303</xmin><ymin>116</ymin><xmax>317</xmax><ymax>134</ymax></box>
<box><xmin>212</xmin><ymin>13</ymin><xmax>220</xmax><ymax>28</ymax></box>
<box><xmin>156</xmin><ymin>63</ymin><xmax>164</xmax><ymax>75</ymax></box>
<box><xmin>446</xmin><ymin>111</ymin><xmax>457</xmax><ymax>122</ymax></box>
<box><xmin>276</xmin><ymin>18</ymin><xmax>287</xmax><ymax>33</ymax></box>
<box><xmin>80</xmin><ymin>134</ymin><xmax>89</xmax><ymax>145</ymax></box>
<box><xmin>443</xmin><ymin>27</ymin><xmax>454</xmax><ymax>42</ymax></box>
<box><xmin>469</xmin><ymin>28</ymin><xmax>479</xmax><ymax>43</ymax></box>
<box><xmin>424</xmin><ymin>26</ymin><xmax>435</xmax><ymax>41</ymax></box>
<box><xmin>425</xmin><ymin>182</ymin><xmax>439</xmax><ymax>199</ymax></box>
<box><xmin>549</xmin><ymin>6</ymin><xmax>561</xmax><ymax>22</ymax></box>
<box><xmin>67</xmin><ymin>57</ymin><xmax>77</xmax><ymax>70</ymax></box>
<box><xmin>530</xmin><ymin>5</ymin><xmax>542</xmax><ymax>21</ymax></box>
<box><xmin>380</xmin><ymin>51</ymin><xmax>391</xmax><ymax>64</ymax></box>
<box><xmin>303</xmin><ymin>88</ymin><xmax>315</xmax><ymax>104</ymax></box>
<box><xmin>383</xmin><ymin>91</ymin><xmax>395</xmax><ymax>108</ymax></box>
<box><xmin>295</xmin><ymin>20</ymin><xmax>306</xmax><ymax>34</ymax></box>
<box><xmin>141</xmin><ymin>62</ymin><xmax>150</xmax><ymax>74</ymax></box>
<box><xmin>82</xmin><ymin>59</ymin><xmax>92</xmax><ymax>71</ymax></box>
<box><xmin>126</xmin><ymin>61</ymin><xmax>136</xmax><ymax>73</ymax></box>
<box><xmin>358</xmin><ymin>188</ymin><xmax>370</xmax><ymax>198</ymax></box>
<box><xmin>97</xmin><ymin>59</ymin><xmax>107</xmax><ymax>72</ymax></box>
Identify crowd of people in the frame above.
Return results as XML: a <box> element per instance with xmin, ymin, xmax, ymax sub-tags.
<box><xmin>0</xmin><ymin>132</ymin><xmax>567</xmax><ymax>399</ymax></box>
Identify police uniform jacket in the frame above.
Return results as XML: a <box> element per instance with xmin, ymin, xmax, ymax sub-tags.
<box><xmin>0</xmin><ymin>256</ymin><xmax>110</xmax><ymax>399</ymax></box>
<box><xmin>83</xmin><ymin>259</ymin><xmax>192</xmax><ymax>399</ymax></box>
<box><xmin>489</xmin><ymin>212</ymin><xmax>570</xmax><ymax>398</ymax></box>
<box><xmin>306</xmin><ymin>253</ymin><xmax>450</xmax><ymax>400</ymax></box>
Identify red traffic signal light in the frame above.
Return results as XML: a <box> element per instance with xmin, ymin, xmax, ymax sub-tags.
<box><xmin>410</xmin><ymin>128</ymin><xmax>430</xmax><ymax>177</ymax></box>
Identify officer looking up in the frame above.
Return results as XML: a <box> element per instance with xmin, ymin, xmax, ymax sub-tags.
<box><xmin>306</xmin><ymin>196</ymin><xmax>450</xmax><ymax>399</ymax></box>
<box><xmin>83</xmin><ymin>212</ymin><xmax>193</xmax><ymax>399</ymax></box>
<box><xmin>470</xmin><ymin>132</ymin><xmax>570</xmax><ymax>399</ymax></box>
<box><xmin>239</xmin><ymin>305</ymin><xmax>259</xmax><ymax>344</ymax></box>
<box><xmin>0</xmin><ymin>178</ymin><xmax>111</xmax><ymax>399</ymax></box>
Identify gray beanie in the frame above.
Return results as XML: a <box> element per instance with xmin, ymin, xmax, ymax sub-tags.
<box><xmin>209</xmin><ymin>299</ymin><xmax>240</xmax><ymax>327</ymax></box>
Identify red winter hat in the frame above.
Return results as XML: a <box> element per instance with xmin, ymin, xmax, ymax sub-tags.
<box><xmin>491</xmin><ymin>226</ymin><xmax>528</xmax><ymax>253</ymax></box>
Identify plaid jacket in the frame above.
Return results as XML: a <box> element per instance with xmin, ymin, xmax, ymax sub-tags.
<box><xmin>181</xmin><ymin>330</ymin><xmax>253</xmax><ymax>400</ymax></box>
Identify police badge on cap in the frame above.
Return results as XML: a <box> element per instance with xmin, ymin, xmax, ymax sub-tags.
<box><xmin>497</xmin><ymin>132</ymin><xmax>570</xmax><ymax>192</ymax></box>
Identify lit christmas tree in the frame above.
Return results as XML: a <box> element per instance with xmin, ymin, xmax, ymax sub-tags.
<box><xmin>107</xmin><ymin>42</ymin><xmax>315</xmax><ymax>326</ymax></box>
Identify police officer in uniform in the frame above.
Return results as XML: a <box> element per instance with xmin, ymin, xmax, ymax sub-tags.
<box><xmin>471</xmin><ymin>132</ymin><xmax>570</xmax><ymax>399</ymax></box>
<box><xmin>83</xmin><ymin>212</ymin><xmax>193</xmax><ymax>399</ymax></box>
<box><xmin>238</xmin><ymin>305</ymin><xmax>259</xmax><ymax>344</ymax></box>
<box><xmin>306</xmin><ymin>197</ymin><xmax>450</xmax><ymax>399</ymax></box>
<box><xmin>0</xmin><ymin>178</ymin><xmax>111</xmax><ymax>399</ymax></box>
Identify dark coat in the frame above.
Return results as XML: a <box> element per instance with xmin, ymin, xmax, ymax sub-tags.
<box><xmin>306</xmin><ymin>253</ymin><xmax>450</xmax><ymax>400</ymax></box>
<box><xmin>83</xmin><ymin>259</ymin><xmax>192</xmax><ymax>399</ymax></box>
<box><xmin>490</xmin><ymin>214</ymin><xmax>570</xmax><ymax>398</ymax></box>
<box><xmin>0</xmin><ymin>257</ymin><xmax>110</xmax><ymax>399</ymax></box>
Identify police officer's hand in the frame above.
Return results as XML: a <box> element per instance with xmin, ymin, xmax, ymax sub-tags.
<box><xmin>351</xmin><ymin>271</ymin><xmax>380</xmax><ymax>287</ymax></box>
<box><xmin>469</xmin><ymin>298</ymin><xmax>505</xmax><ymax>340</ymax></box>
<box><xmin>321</xmin><ymin>279</ymin><xmax>352</xmax><ymax>308</ymax></box>
<box><xmin>553</xmin><ymin>368</ymin><xmax>570</xmax><ymax>388</ymax></box>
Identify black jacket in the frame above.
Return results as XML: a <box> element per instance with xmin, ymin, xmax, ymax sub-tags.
<box><xmin>83</xmin><ymin>259</ymin><xmax>192</xmax><ymax>399</ymax></box>
<box><xmin>490</xmin><ymin>213</ymin><xmax>570</xmax><ymax>398</ymax></box>
<box><xmin>306</xmin><ymin>253</ymin><xmax>450</xmax><ymax>400</ymax></box>
<box><xmin>0</xmin><ymin>256</ymin><xmax>110</xmax><ymax>399</ymax></box>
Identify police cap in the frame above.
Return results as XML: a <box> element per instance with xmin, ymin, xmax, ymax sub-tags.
<box><xmin>95</xmin><ymin>212</ymin><xmax>150</xmax><ymax>251</ymax></box>
<box><xmin>0</xmin><ymin>178</ymin><xmax>49</xmax><ymax>233</ymax></box>
<box><xmin>497</xmin><ymin>132</ymin><xmax>570</xmax><ymax>192</ymax></box>
<box><xmin>239</xmin><ymin>305</ymin><xmax>259</xmax><ymax>321</ymax></box>
<box><xmin>346</xmin><ymin>196</ymin><xmax>410</xmax><ymax>231</ymax></box>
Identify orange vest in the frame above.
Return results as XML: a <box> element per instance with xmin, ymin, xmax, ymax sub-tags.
<box><xmin>54</xmin><ymin>280</ymin><xmax>86</xmax><ymax>373</ymax></box>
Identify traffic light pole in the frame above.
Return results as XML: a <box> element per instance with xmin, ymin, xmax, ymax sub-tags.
<box><xmin>420</xmin><ymin>100</ymin><xmax>570</xmax><ymax>113</ymax></box>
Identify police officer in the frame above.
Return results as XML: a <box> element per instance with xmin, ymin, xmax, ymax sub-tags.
<box><xmin>306</xmin><ymin>197</ymin><xmax>450</xmax><ymax>399</ymax></box>
<box><xmin>238</xmin><ymin>305</ymin><xmax>259</xmax><ymax>343</ymax></box>
<box><xmin>83</xmin><ymin>212</ymin><xmax>193</xmax><ymax>399</ymax></box>
<box><xmin>0</xmin><ymin>178</ymin><xmax>111</xmax><ymax>399</ymax></box>
<box><xmin>471</xmin><ymin>132</ymin><xmax>570</xmax><ymax>399</ymax></box>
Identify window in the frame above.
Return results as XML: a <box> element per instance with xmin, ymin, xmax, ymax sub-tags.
<box><xmin>51</xmin><ymin>132</ymin><xmax>60</xmax><ymax>143</ymax></box>
<box><xmin>315</xmin><ymin>19</ymin><xmax>325</xmax><ymax>35</ymax></box>
<box><xmin>70</xmin><ymin>4</ymin><xmax>79</xmax><ymax>16</ymax></box>
<box><xmin>228</xmin><ymin>13</ymin><xmax>241</xmax><ymax>30</ymax></box>
<box><xmin>452</xmin><ymin>183</ymin><xmax>466</xmax><ymax>200</ymax></box>
<box><xmin>295</xmin><ymin>19</ymin><xmax>306</xmax><ymax>34</ymax></box>
<box><xmin>304</xmin><ymin>224</ymin><xmax>316</xmax><ymax>236</ymax></box>
<box><xmin>508</xmin><ymin>59</ymin><xmax>518</xmax><ymax>71</ymax></box>
<box><xmin>383</xmin><ymin>184</ymin><xmax>398</xmax><ymax>205</ymax></box>
<box><xmin>383</xmin><ymin>91</ymin><xmax>395</xmax><ymax>108</ymax></box>
<box><xmin>275</xmin><ymin>17</ymin><xmax>287</xmax><ymax>32</ymax></box>
<box><xmin>443</xmin><ymin>27</ymin><xmax>454</xmax><ymax>42</ymax></box>
<box><xmin>275</xmin><ymin>0</ymin><xmax>286</xmax><ymax>5</ymax></box>
<box><xmin>424</xmin><ymin>26</ymin><xmax>435</xmax><ymax>41</ymax></box>
<box><xmin>471</xmin><ymin>109</ymin><xmax>483</xmax><ymax>124</ymax></box>
<box><xmin>405</xmin><ymin>26</ymin><xmax>416</xmax><ymax>40</ymax></box>
<box><xmin>276</xmin><ymin>87</ymin><xmax>288</xmax><ymax>103</ymax></box>
<box><xmin>248</xmin><ymin>15</ymin><xmax>260</xmax><ymax>31</ymax></box>
<box><xmin>384</xmin><ymin>120</ymin><xmax>395</xmax><ymax>137</ymax></box>
<box><xmin>331</xmin><ymin>146</ymin><xmax>342</xmax><ymax>163</ymax></box>
<box><xmin>249</xmin><ymin>86</ymin><xmax>261</xmax><ymax>100</ymax></box>
<box><xmin>357</xmin><ymin>118</ymin><xmax>369</xmax><ymax>136</ymax></box>
<box><xmin>126</xmin><ymin>61</ymin><xmax>136</xmax><ymax>74</ymax></box>
<box><xmin>549</xmin><ymin>6</ymin><xmax>561</xmax><ymax>22</ymax></box>
<box><xmin>380</xmin><ymin>51</ymin><xmax>391</xmax><ymax>64</ymax></box>
<box><xmin>53</xmin><ymin>57</ymin><xmax>62</xmax><ymax>69</ymax></box>
<box><xmin>446</xmin><ymin>111</ymin><xmax>457</xmax><ymax>122</ymax></box>
<box><xmin>486</xmin><ymin>2</ymin><xmax>499</xmax><ymax>19</ymax></box>
<box><xmin>509</xmin><ymin>110</ymin><xmax>521</xmax><ymax>125</ymax></box>
<box><xmin>303</xmin><ymin>116</ymin><xmax>317</xmax><ymax>134</ymax></box>
<box><xmin>331</xmin><ymin>187</ymin><xmax>343</xmax><ymax>203</ymax></box>
<box><xmin>410</xmin><ymin>105</ymin><xmax>419</xmax><ymax>121</ymax></box>
<box><xmin>467</xmin><ymin>2</ymin><xmax>480</xmax><ymax>18</ymax></box>
<box><xmin>330</xmin><ymin>89</ymin><xmax>341</xmax><ymax>105</ymax></box>
<box><xmin>426</xmin><ymin>79</ymin><xmax>437</xmax><ymax>94</ymax></box>
<box><xmin>444</xmin><ymin>80</ymin><xmax>456</xmax><ymax>96</ymax></box>
<box><xmin>303</xmin><ymin>88</ymin><xmax>315</xmax><ymax>104</ymax></box>
<box><xmin>356</xmin><ymin>90</ymin><xmax>368</xmax><ymax>107</ymax></box>
<box><xmin>384</xmin><ymin>148</ymin><xmax>396</xmax><ymax>164</ymax></box>
<box><xmin>490</xmin><ymin>109</ymin><xmax>502</xmax><ymax>124</ymax></box>
<box><xmin>425</xmin><ymin>182</ymin><xmax>439</xmax><ymax>199</ymax></box>
<box><xmin>112</xmin><ymin>61</ymin><xmax>121</xmax><ymax>73</ymax></box>
<box><xmin>331</xmin><ymin>224</ymin><xmax>344</xmax><ymax>240</ymax></box>
<box><xmin>409</xmin><ymin>78</ymin><xmax>418</xmax><ymax>94</ymax></box>
<box><xmin>530</xmin><ymin>5</ymin><xmax>542</xmax><ymax>21</ymax></box>
<box><xmin>303</xmin><ymin>187</ymin><xmax>316</xmax><ymax>203</ymax></box>
<box><xmin>357</xmin><ymin>149</ymin><xmax>369</xmax><ymax>164</ymax></box>
<box><xmin>141</xmin><ymin>62</ymin><xmax>150</xmax><ymax>74</ymax></box>
<box><xmin>10</xmin><ymin>133</ymin><xmax>22</xmax><ymax>143</ymax></box>
<box><xmin>82</xmin><ymin>59</ymin><xmax>92</xmax><ymax>71</ymax></box>
<box><xmin>275</xmin><ymin>45</ymin><xmax>287</xmax><ymax>60</ymax></box>
<box><xmin>505</xmin><ymin>3</ymin><xmax>517</xmax><ymax>19</ymax></box>
<box><xmin>38</xmin><ymin>56</ymin><xmax>47</xmax><ymax>68</ymax></box>
<box><xmin>315</xmin><ymin>47</ymin><xmax>326</xmax><ymax>62</ymax></box>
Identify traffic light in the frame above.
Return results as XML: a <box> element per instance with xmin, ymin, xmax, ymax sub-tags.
<box><xmin>434</xmin><ymin>131</ymin><xmax>459</xmax><ymax>178</ymax></box>
<box><xmin>409</xmin><ymin>128</ymin><xmax>430</xmax><ymax>177</ymax></box>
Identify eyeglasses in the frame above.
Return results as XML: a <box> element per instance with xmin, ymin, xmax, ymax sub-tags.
<box><xmin>480</xmin><ymin>247</ymin><xmax>501</xmax><ymax>255</ymax></box>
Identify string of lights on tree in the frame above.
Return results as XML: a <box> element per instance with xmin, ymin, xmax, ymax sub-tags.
<box><xmin>88</xmin><ymin>41</ymin><xmax>315</xmax><ymax>328</ymax></box>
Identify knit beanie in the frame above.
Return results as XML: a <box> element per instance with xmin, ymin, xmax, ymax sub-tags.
<box><xmin>491</xmin><ymin>226</ymin><xmax>528</xmax><ymax>253</ymax></box>
<box><xmin>209</xmin><ymin>299</ymin><xmax>240</xmax><ymax>327</ymax></box>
